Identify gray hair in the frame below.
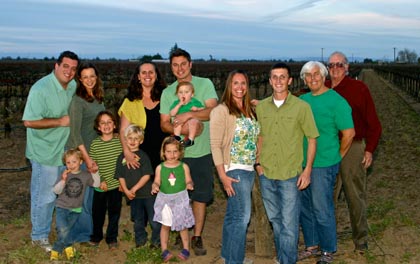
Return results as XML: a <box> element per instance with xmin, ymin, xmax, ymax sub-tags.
<box><xmin>328</xmin><ymin>51</ymin><xmax>348</xmax><ymax>64</ymax></box>
<box><xmin>300</xmin><ymin>61</ymin><xmax>328</xmax><ymax>80</ymax></box>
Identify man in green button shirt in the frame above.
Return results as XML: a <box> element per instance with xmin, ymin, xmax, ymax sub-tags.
<box><xmin>22</xmin><ymin>51</ymin><xmax>79</xmax><ymax>252</ymax></box>
<box><xmin>255</xmin><ymin>62</ymin><xmax>319</xmax><ymax>264</ymax></box>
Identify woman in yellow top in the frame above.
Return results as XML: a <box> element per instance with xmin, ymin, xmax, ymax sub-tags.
<box><xmin>119</xmin><ymin>61</ymin><xmax>168</xmax><ymax>171</ymax></box>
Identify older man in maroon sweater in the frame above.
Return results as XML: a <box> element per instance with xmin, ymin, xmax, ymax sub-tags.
<box><xmin>325</xmin><ymin>51</ymin><xmax>382</xmax><ymax>253</ymax></box>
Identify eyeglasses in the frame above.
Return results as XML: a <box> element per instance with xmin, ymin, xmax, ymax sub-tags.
<box><xmin>327</xmin><ymin>62</ymin><xmax>346</xmax><ymax>69</ymax></box>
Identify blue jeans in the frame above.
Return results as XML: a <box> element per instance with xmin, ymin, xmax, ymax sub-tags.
<box><xmin>259</xmin><ymin>174</ymin><xmax>300</xmax><ymax>264</ymax></box>
<box><xmin>221</xmin><ymin>169</ymin><xmax>255</xmax><ymax>264</ymax></box>
<box><xmin>30</xmin><ymin>160</ymin><xmax>63</xmax><ymax>241</ymax></box>
<box><xmin>69</xmin><ymin>186</ymin><xmax>93</xmax><ymax>243</ymax></box>
<box><xmin>300</xmin><ymin>163</ymin><xmax>340</xmax><ymax>253</ymax></box>
<box><xmin>53</xmin><ymin>207</ymin><xmax>79</xmax><ymax>252</ymax></box>
<box><xmin>131</xmin><ymin>197</ymin><xmax>161</xmax><ymax>245</ymax></box>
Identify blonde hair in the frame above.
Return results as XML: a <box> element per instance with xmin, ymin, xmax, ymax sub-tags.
<box><xmin>62</xmin><ymin>148</ymin><xmax>83</xmax><ymax>164</ymax></box>
<box><xmin>124</xmin><ymin>124</ymin><xmax>145</xmax><ymax>141</ymax></box>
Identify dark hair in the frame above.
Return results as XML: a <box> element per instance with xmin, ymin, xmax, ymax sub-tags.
<box><xmin>270</xmin><ymin>62</ymin><xmax>291</xmax><ymax>76</ymax></box>
<box><xmin>76</xmin><ymin>62</ymin><xmax>104</xmax><ymax>103</ymax></box>
<box><xmin>160</xmin><ymin>136</ymin><xmax>184</xmax><ymax>161</ymax></box>
<box><xmin>126</xmin><ymin>61</ymin><xmax>167</xmax><ymax>102</ymax></box>
<box><xmin>221</xmin><ymin>70</ymin><xmax>256</xmax><ymax>118</ymax></box>
<box><xmin>169</xmin><ymin>48</ymin><xmax>191</xmax><ymax>64</ymax></box>
<box><xmin>56</xmin><ymin>50</ymin><xmax>79</xmax><ymax>65</ymax></box>
<box><xmin>94</xmin><ymin>110</ymin><xmax>118</xmax><ymax>135</ymax></box>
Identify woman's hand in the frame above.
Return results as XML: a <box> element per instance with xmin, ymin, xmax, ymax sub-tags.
<box><xmin>220</xmin><ymin>174</ymin><xmax>239</xmax><ymax>197</ymax></box>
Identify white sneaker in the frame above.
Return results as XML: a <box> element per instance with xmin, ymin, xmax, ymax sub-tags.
<box><xmin>32</xmin><ymin>238</ymin><xmax>52</xmax><ymax>252</ymax></box>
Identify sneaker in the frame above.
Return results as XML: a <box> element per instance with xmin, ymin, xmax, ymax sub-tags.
<box><xmin>135</xmin><ymin>240</ymin><xmax>147</xmax><ymax>248</ymax></box>
<box><xmin>178</xmin><ymin>248</ymin><xmax>190</xmax><ymax>261</ymax></box>
<box><xmin>298</xmin><ymin>247</ymin><xmax>320</xmax><ymax>261</ymax></box>
<box><xmin>32</xmin><ymin>238</ymin><xmax>52</xmax><ymax>252</ymax></box>
<box><xmin>174</xmin><ymin>135</ymin><xmax>182</xmax><ymax>141</ymax></box>
<box><xmin>191</xmin><ymin>236</ymin><xmax>207</xmax><ymax>256</ymax></box>
<box><xmin>108</xmin><ymin>242</ymin><xmax>118</xmax><ymax>250</ymax></box>
<box><xmin>181</xmin><ymin>139</ymin><xmax>194</xmax><ymax>147</ymax></box>
<box><xmin>162</xmin><ymin>249</ymin><xmax>174</xmax><ymax>262</ymax></box>
<box><xmin>316</xmin><ymin>251</ymin><xmax>333</xmax><ymax>264</ymax></box>
<box><xmin>354</xmin><ymin>242</ymin><xmax>368</xmax><ymax>254</ymax></box>
<box><xmin>50</xmin><ymin>250</ymin><xmax>60</xmax><ymax>260</ymax></box>
<box><xmin>64</xmin><ymin>246</ymin><xmax>75</xmax><ymax>260</ymax></box>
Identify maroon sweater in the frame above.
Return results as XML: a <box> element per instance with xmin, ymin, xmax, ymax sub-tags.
<box><xmin>326</xmin><ymin>76</ymin><xmax>382</xmax><ymax>153</ymax></box>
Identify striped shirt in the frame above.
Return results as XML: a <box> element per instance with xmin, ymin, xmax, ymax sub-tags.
<box><xmin>89</xmin><ymin>136</ymin><xmax>122</xmax><ymax>190</ymax></box>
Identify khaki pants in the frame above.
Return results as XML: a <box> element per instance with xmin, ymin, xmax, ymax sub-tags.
<box><xmin>334</xmin><ymin>141</ymin><xmax>368</xmax><ymax>246</ymax></box>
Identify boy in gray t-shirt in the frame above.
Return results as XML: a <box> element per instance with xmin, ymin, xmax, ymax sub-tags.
<box><xmin>50</xmin><ymin>149</ymin><xmax>100</xmax><ymax>261</ymax></box>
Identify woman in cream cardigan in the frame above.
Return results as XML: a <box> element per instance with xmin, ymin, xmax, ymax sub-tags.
<box><xmin>210</xmin><ymin>70</ymin><xmax>260</xmax><ymax>264</ymax></box>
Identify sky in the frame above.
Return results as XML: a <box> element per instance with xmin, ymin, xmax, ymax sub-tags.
<box><xmin>1</xmin><ymin>0</ymin><xmax>420</xmax><ymax>61</ymax></box>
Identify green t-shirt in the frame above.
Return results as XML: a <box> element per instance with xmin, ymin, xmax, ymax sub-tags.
<box><xmin>22</xmin><ymin>71</ymin><xmax>77</xmax><ymax>166</ymax></box>
<box><xmin>159</xmin><ymin>162</ymin><xmax>186</xmax><ymax>194</ymax></box>
<box><xmin>160</xmin><ymin>76</ymin><xmax>218</xmax><ymax>158</ymax></box>
<box><xmin>256</xmin><ymin>92</ymin><xmax>319</xmax><ymax>180</ymax></box>
<box><xmin>300</xmin><ymin>89</ymin><xmax>354</xmax><ymax>167</ymax></box>
<box><xmin>169</xmin><ymin>97</ymin><xmax>204</xmax><ymax>114</ymax></box>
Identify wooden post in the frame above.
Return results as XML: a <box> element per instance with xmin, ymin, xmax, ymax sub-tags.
<box><xmin>251</xmin><ymin>174</ymin><xmax>274</xmax><ymax>257</ymax></box>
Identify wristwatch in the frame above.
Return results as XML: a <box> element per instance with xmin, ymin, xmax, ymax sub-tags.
<box><xmin>253</xmin><ymin>163</ymin><xmax>261</xmax><ymax>170</ymax></box>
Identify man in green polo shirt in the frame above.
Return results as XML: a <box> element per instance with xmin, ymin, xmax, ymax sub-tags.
<box><xmin>255</xmin><ymin>62</ymin><xmax>319</xmax><ymax>264</ymax></box>
<box><xmin>22</xmin><ymin>51</ymin><xmax>79</xmax><ymax>252</ymax></box>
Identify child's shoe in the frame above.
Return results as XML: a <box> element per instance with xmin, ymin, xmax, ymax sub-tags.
<box><xmin>162</xmin><ymin>249</ymin><xmax>174</xmax><ymax>262</ymax></box>
<box><xmin>181</xmin><ymin>138</ymin><xmax>194</xmax><ymax>147</ymax></box>
<box><xmin>64</xmin><ymin>246</ymin><xmax>75</xmax><ymax>260</ymax></box>
<box><xmin>178</xmin><ymin>249</ymin><xmax>190</xmax><ymax>261</ymax></box>
<box><xmin>50</xmin><ymin>250</ymin><xmax>60</xmax><ymax>260</ymax></box>
<box><xmin>174</xmin><ymin>135</ymin><xmax>182</xmax><ymax>141</ymax></box>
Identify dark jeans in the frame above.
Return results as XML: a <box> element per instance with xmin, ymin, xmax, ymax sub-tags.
<box><xmin>130</xmin><ymin>196</ymin><xmax>161</xmax><ymax>245</ymax></box>
<box><xmin>91</xmin><ymin>188</ymin><xmax>122</xmax><ymax>244</ymax></box>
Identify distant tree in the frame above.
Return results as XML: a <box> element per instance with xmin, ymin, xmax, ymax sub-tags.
<box><xmin>364</xmin><ymin>58</ymin><xmax>373</xmax><ymax>63</ymax></box>
<box><xmin>169</xmin><ymin>43</ymin><xmax>179</xmax><ymax>57</ymax></box>
<box><xmin>397</xmin><ymin>48</ymin><xmax>418</xmax><ymax>63</ymax></box>
<box><xmin>152</xmin><ymin>53</ymin><xmax>163</xmax><ymax>60</ymax></box>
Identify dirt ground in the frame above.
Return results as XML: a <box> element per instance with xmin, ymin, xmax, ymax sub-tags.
<box><xmin>0</xmin><ymin>69</ymin><xmax>419</xmax><ymax>263</ymax></box>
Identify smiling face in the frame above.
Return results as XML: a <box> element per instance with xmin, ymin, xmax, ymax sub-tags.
<box><xmin>171</xmin><ymin>56</ymin><xmax>192</xmax><ymax>81</ymax></box>
<box><xmin>138</xmin><ymin>63</ymin><xmax>156</xmax><ymax>89</ymax></box>
<box><xmin>176</xmin><ymin>84</ymin><xmax>194</xmax><ymax>104</ymax></box>
<box><xmin>328</xmin><ymin>53</ymin><xmax>349</xmax><ymax>83</ymax></box>
<box><xmin>79</xmin><ymin>68</ymin><xmax>97</xmax><ymax>94</ymax></box>
<box><xmin>54</xmin><ymin>57</ymin><xmax>78</xmax><ymax>88</ymax></box>
<box><xmin>304</xmin><ymin>66</ymin><xmax>326</xmax><ymax>95</ymax></box>
<box><xmin>97</xmin><ymin>114</ymin><xmax>116</xmax><ymax>137</ymax></box>
<box><xmin>269</xmin><ymin>68</ymin><xmax>292</xmax><ymax>99</ymax></box>
<box><xmin>125</xmin><ymin>132</ymin><xmax>143</xmax><ymax>152</ymax></box>
<box><xmin>65</xmin><ymin>154</ymin><xmax>82</xmax><ymax>173</ymax></box>
<box><xmin>231</xmin><ymin>73</ymin><xmax>248</xmax><ymax>102</ymax></box>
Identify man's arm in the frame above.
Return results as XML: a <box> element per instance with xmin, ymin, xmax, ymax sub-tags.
<box><xmin>23</xmin><ymin>116</ymin><xmax>70</xmax><ymax>129</ymax></box>
<box><xmin>161</xmin><ymin>98</ymin><xmax>217</xmax><ymax>135</ymax></box>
